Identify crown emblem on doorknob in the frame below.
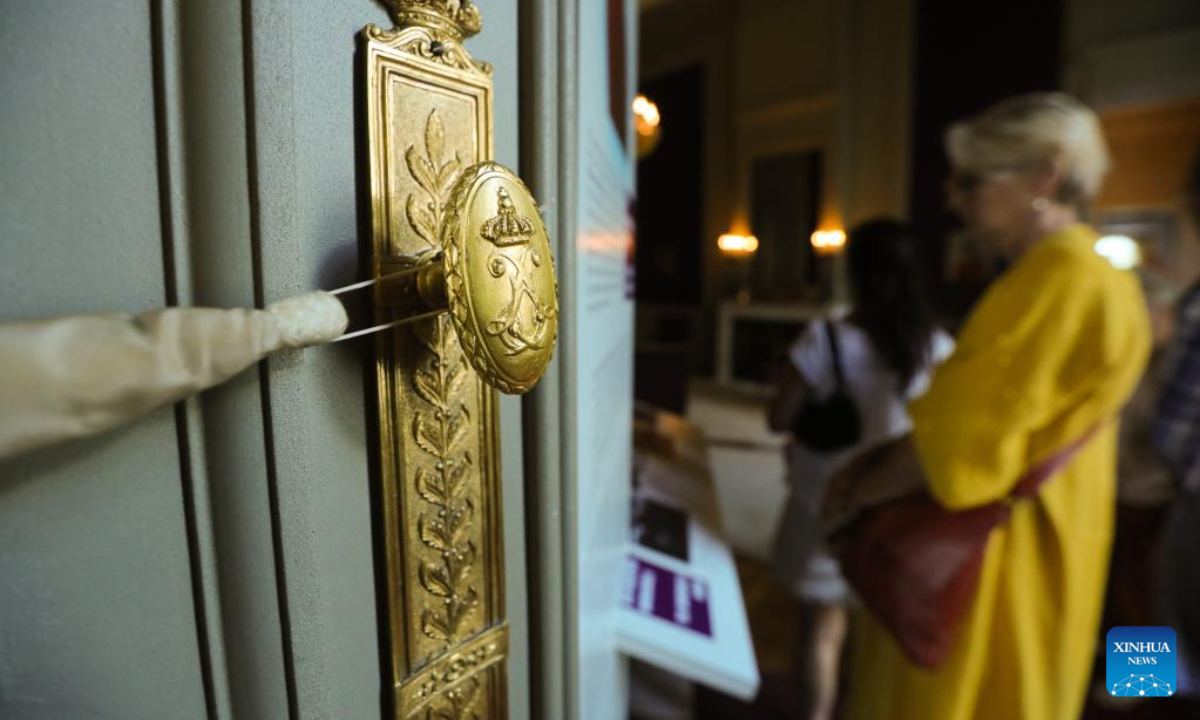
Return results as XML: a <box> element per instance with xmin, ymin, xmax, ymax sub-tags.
<box><xmin>480</xmin><ymin>188</ymin><xmax>535</xmax><ymax>247</ymax></box>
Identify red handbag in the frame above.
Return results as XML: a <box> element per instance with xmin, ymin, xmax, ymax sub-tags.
<box><xmin>837</xmin><ymin>427</ymin><xmax>1099</xmax><ymax>668</ymax></box>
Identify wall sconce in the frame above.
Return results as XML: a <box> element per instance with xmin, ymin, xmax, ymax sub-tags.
<box><xmin>717</xmin><ymin>233</ymin><xmax>759</xmax><ymax>257</ymax></box>
<box><xmin>633</xmin><ymin>94</ymin><xmax>662</xmax><ymax>159</ymax></box>
<box><xmin>811</xmin><ymin>228</ymin><xmax>846</xmax><ymax>256</ymax></box>
<box><xmin>719</xmin><ymin>233</ymin><xmax>758</xmax><ymax>303</ymax></box>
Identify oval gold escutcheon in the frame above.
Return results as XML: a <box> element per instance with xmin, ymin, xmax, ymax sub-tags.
<box><xmin>441</xmin><ymin>162</ymin><xmax>558</xmax><ymax>394</ymax></box>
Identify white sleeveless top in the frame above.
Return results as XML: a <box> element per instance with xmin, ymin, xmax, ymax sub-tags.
<box><xmin>772</xmin><ymin>318</ymin><xmax>955</xmax><ymax>599</ymax></box>
<box><xmin>789</xmin><ymin>319</ymin><xmax>955</xmax><ymax>448</ymax></box>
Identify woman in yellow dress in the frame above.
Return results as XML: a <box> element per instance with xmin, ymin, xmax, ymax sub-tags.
<box><xmin>842</xmin><ymin>94</ymin><xmax>1152</xmax><ymax>720</ymax></box>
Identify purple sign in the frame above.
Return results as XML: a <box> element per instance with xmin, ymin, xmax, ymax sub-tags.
<box><xmin>621</xmin><ymin>556</ymin><xmax>712</xmax><ymax>637</ymax></box>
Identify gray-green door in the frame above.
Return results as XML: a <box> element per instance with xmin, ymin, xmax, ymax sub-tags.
<box><xmin>0</xmin><ymin>1</ymin><xmax>528</xmax><ymax>718</ymax></box>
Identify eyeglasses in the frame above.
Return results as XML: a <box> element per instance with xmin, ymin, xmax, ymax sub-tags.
<box><xmin>948</xmin><ymin>171</ymin><xmax>985</xmax><ymax>194</ymax></box>
<box><xmin>948</xmin><ymin>167</ymin><xmax>1019</xmax><ymax>194</ymax></box>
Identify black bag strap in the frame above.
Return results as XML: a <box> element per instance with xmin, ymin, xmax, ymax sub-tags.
<box><xmin>825</xmin><ymin>320</ymin><xmax>846</xmax><ymax>390</ymax></box>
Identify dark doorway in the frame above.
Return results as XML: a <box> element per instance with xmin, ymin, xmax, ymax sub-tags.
<box><xmin>635</xmin><ymin>65</ymin><xmax>704</xmax><ymax>304</ymax></box>
<box><xmin>908</xmin><ymin>0</ymin><xmax>1065</xmax><ymax>324</ymax></box>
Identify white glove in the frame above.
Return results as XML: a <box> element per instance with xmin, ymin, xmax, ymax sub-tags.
<box><xmin>0</xmin><ymin>291</ymin><xmax>349</xmax><ymax>460</ymax></box>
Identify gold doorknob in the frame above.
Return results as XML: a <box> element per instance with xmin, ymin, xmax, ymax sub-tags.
<box><xmin>381</xmin><ymin>162</ymin><xmax>558</xmax><ymax>395</ymax></box>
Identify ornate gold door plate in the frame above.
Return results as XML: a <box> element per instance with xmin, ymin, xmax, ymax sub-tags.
<box><xmin>361</xmin><ymin>2</ymin><xmax>557</xmax><ymax>718</ymax></box>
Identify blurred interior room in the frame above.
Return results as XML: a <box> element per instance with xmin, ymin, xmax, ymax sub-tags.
<box><xmin>629</xmin><ymin>0</ymin><xmax>1200</xmax><ymax>718</ymax></box>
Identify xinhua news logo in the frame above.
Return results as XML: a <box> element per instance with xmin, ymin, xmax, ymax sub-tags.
<box><xmin>1106</xmin><ymin>626</ymin><xmax>1177</xmax><ymax>698</ymax></box>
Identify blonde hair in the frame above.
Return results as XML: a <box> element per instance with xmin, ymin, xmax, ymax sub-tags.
<box><xmin>946</xmin><ymin>93</ymin><xmax>1110</xmax><ymax>207</ymax></box>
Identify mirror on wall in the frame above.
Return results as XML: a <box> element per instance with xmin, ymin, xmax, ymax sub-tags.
<box><xmin>748</xmin><ymin>149</ymin><xmax>822</xmax><ymax>299</ymax></box>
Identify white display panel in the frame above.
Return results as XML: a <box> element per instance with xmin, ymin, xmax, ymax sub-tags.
<box><xmin>619</xmin><ymin>516</ymin><xmax>761</xmax><ymax>700</ymax></box>
<box><xmin>573</xmin><ymin>0</ymin><xmax>637</xmax><ymax>716</ymax></box>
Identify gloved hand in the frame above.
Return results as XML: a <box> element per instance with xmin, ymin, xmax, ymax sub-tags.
<box><xmin>0</xmin><ymin>291</ymin><xmax>349</xmax><ymax>460</ymax></box>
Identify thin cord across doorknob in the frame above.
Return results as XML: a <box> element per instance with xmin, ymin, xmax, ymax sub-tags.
<box><xmin>327</xmin><ymin>252</ymin><xmax>444</xmax><ymax>342</ymax></box>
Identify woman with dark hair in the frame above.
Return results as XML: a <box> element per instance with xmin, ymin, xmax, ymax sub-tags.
<box><xmin>768</xmin><ymin>218</ymin><xmax>954</xmax><ymax>720</ymax></box>
<box><xmin>844</xmin><ymin>219</ymin><xmax>944</xmax><ymax>390</ymax></box>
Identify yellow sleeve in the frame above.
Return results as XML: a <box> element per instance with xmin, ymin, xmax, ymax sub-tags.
<box><xmin>908</xmin><ymin>244</ymin><xmax>1133</xmax><ymax>509</ymax></box>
